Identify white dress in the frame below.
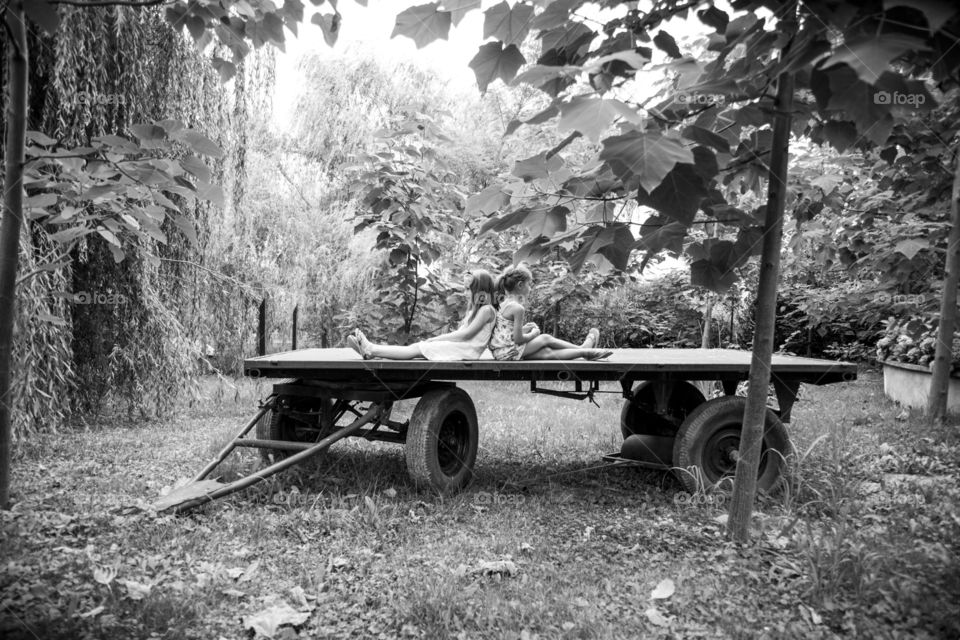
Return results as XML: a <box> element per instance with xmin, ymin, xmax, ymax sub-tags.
<box><xmin>417</xmin><ymin>306</ymin><xmax>495</xmax><ymax>361</ymax></box>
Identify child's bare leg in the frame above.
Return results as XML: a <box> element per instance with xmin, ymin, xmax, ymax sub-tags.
<box><xmin>523</xmin><ymin>334</ymin><xmax>581</xmax><ymax>353</ymax></box>
<box><xmin>368</xmin><ymin>343</ymin><xmax>425</xmax><ymax>360</ymax></box>
<box><xmin>522</xmin><ymin>346</ymin><xmax>611</xmax><ymax>360</ymax></box>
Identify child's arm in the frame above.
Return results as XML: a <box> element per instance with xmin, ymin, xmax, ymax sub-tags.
<box><xmin>508</xmin><ymin>304</ymin><xmax>540</xmax><ymax>345</ymax></box>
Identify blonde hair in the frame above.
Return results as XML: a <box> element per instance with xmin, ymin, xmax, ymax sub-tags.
<box><xmin>495</xmin><ymin>263</ymin><xmax>533</xmax><ymax>301</ymax></box>
<box><xmin>466</xmin><ymin>269</ymin><xmax>496</xmax><ymax>322</ymax></box>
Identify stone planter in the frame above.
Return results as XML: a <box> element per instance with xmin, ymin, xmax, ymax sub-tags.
<box><xmin>881</xmin><ymin>360</ymin><xmax>960</xmax><ymax>415</ymax></box>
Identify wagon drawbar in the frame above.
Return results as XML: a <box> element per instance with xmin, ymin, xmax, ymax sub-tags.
<box><xmin>154</xmin><ymin>348</ymin><xmax>856</xmax><ymax>513</ymax></box>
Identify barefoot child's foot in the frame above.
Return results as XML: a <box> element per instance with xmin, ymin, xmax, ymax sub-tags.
<box><xmin>582</xmin><ymin>327</ymin><xmax>600</xmax><ymax>348</ymax></box>
<box><xmin>349</xmin><ymin>330</ymin><xmax>374</xmax><ymax>359</ymax></box>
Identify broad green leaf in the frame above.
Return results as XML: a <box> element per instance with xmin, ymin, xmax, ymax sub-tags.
<box><xmin>172</xmin><ymin>129</ymin><xmax>223</xmax><ymax>158</ymax></box>
<box><xmin>697</xmin><ymin>6</ymin><xmax>729</xmax><ymax>33</ymax></box>
<box><xmin>130</xmin><ymin>124</ymin><xmax>166</xmax><ymax>144</ymax></box>
<box><xmin>469</xmin><ymin>41</ymin><xmax>525</xmax><ymax>92</ymax></box>
<box><xmin>96</xmin><ymin>227</ymin><xmax>122</xmax><ymax>247</ymax></box>
<box><xmin>681</xmin><ymin>125</ymin><xmax>729</xmax><ymax>154</ymax></box>
<box><xmin>483</xmin><ymin>1</ymin><xmax>534</xmax><ymax>46</ymax></box>
<box><xmin>824</xmin><ymin>33</ymin><xmax>929</xmax><ymax>84</ymax></box>
<box><xmin>173</xmin><ymin>214</ymin><xmax>199</xmax><ymax>246</ymax></box>
<box><xmin>48</xmin><ymin>226</ymin><xmax>92</xmax><ymax>244</ymax></box>
<box><xmin>512</xmin><ymin>152</ymin><xmax>563</xmax><ymax>181</ymax></box>
<box><xmin>466</xmin><ymin>184</ymin><xmax>509</xmax><ymax>217</ymax></box>
<box><xmin>569</xmin><ymin>224</ymin><xmax>634</xmax><ymax>273</ymax></box>
<box><xmin>636</xmin><ymin>216</ymin><xmax>687</xmax><ymax>270</ymax></box>
<box><xmin>582</xmin><ymin>50</ymin><xmax>649</xmax><ymax>74</ymax></box>
<box><xmin>24</xmin><ymin>193</ymin><xmax>58</xmax><ymax>209</ymax></box>
<box><xmin>479</xmin><ymin>207</ymin><xmax>532</xmax><ymax>235</ymax></box>
<box><xmin>821</xmin><ymin>120</ymin><xmax>858</xmax><ymax>152</ymax></box>
<box><xmin>636</xmin><ymin>163</ymin><xmax>709</xmax><ymax>225</ymax></box>
<box><xmin>311</xmin><ymin>12</ymin><xmax>341</xmax><ymax>46</ymax></box>
<box><xmin>196</xmin><ymin>181</ymin><xmax>225</xmax><ymax>207</ymax></box>
<box><xmin>883</xmin><ymin>0</ymin><xmax>958</xmax><ymax>31</ymax></box>
<box><xmin>531</xmin><ymin>0</ymin><xmax>585</xmax><ymax>30</ymax></box>
<box><xmin>540</xmin><ymin>21</ymin><xmax>593</xmax><ymax>56</ymax></box>
<box><xmin>558</xmin><ymin>97</ymin><xmax>642</xmax><ymax>143</ymax></box>
<box><xmin>180</xmin><ymin>155</ymin><xmax>211</xmax><ymax>182</ymax></box>
<box><xmin>895</xmin><ymin>238</ymin><xmax>929</xmax><ymax>259</ymax></box>
<box><xmin>653</xmin><ymin>31</ymin><xmax>682</xmax><ymax>59</ymax></box>
<box><xmin>822</xmin><ymin>66</ymin><xmax>894</xmax><ymax>145</ymax></box>
<box><xmin>441</xmin><ymin>0</ymin><xmax>480</xmax><ymax>25</ymax></box>
<box><xmin>392</xmin><ymin>3</ymin><xmax>451</xmax><ymax>49</ymax></box>
<box><xmin>212</xmin><ymin>57</ymin><xmax>237</xmax><ymax>82</ymax></box>
<box><xmin>512</xmin><ymin>64</ymin><xmax>579</xmax><ymax>88</ymax></box>
<box><xmin>26</xmin><ymin>131</ymin><xmax>57</xmax><ymax>146</ymax></box>
<box><xmin>523</xmin><ymin>206</ymin><xmax>568</xmax><ymax>238</ymax></box>
<box><xmin>690</xmin><ymin>258</ymin><xmax>738</xmax><ymax>293</ymax></box>
<box><xmin>600</xmin><ymin>131</ymin><xmax>694</xmax><ymax>193</ymax></box>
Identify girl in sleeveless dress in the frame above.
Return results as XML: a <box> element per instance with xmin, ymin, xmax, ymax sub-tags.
<box><xmin>347</xmin><ymin>270</ymin><xmax>496</xmax><ymax>360</ymax></box>
<box><xmin>489</xmin><ymin>263</ymin><xmax>612</xmax><ymax>361</ymax></box>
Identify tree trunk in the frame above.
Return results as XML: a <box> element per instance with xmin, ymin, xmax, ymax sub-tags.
<box><xmin>727</xmin><ymin>69</ymin><xmax>795</xmax><ymax>541</ymax></box>
<box><xmin>698</xmin><ymin>293</ymin><xmax>715</xmax><ymax>397</ymax></box>
<box><xmin>0</xmin><ymin>1</ymin><xmax>29</xmax><ymax>510</ymax></box>
<box><xmin>926</xmin><ymin>148</ymin><xmax>960</xmax><ymax>421</ymax></box>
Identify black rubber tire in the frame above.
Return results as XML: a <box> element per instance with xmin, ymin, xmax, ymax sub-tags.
<box><xmin>672</xmin><ymin>395</ymin><xmax>791</xmax><ymax>493</ymax></box>
<box><xmin>621</xmin><ymin>381</ymin><xmax>706</xmax><ymax>440</ymax></box>
<box><xmin>405</xmin><ymin>387</ymin><xmax>479</xmax><ymax>494</ymax></box>
<box><xmin>256</xmin><ymin>397</ymin><xmax>333</xmax><ymax>463</ymax></box>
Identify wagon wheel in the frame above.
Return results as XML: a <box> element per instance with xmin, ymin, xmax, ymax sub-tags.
<box><xmin>405</xmin><ymin>387</ymin><xmax>478</xmax><ymax>494</ymax></box>
<box><xmin>620</xmin><ymin>381</ymin><xmax>706</xmax><ymax>439</ymax></box>
<box><xmin>256</xmin><ymin>396</ymin><xmax>334</xmax><ymax>462</ymax></box>
<box><xmin>672</xmin><ymin>396</ymin><xmax>791</xmax><ymax>493</ymax></box>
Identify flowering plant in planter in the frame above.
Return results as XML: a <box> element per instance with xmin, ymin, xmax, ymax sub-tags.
<box><xmin>876</xmin><ymin>316</ymin><xmax>960</xmax><ymax>372</ymax></box>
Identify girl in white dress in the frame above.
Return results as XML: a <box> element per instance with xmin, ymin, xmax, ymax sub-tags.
<box><xmin>489</xmin><ymin>263</ymin><xmax>611</xmax><ymax>361</ymax></box>
<box><xmin>347</xmin><ymin>270</ymin><xmax>496</xmax><ymax>360</ymax></box>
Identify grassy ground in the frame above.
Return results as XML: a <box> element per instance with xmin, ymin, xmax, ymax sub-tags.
<box><xmin>1</xmin><ymin>370</ymin><xmax>959</xmax><ymax>639</ymax></box>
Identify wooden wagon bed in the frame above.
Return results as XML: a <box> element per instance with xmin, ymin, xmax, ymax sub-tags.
<box><xmin>154</xmin><ymin>348</ymin><xmax>857</xmax><ymax>513</ymax></box>
<box><xmin>243</xmin><ymin>347</ymin><xmax>856</xmax><ymax>386</ymax></box>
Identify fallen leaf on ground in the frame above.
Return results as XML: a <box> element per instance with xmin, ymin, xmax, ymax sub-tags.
<box><xmin>470</xmin><ymin>560</ymin><xmax>518</xmax><ymax>577</ymax></box>
<box><xmin>650</xmin><ymin>578</ymin><xmax>675</xmax><ymax>600</ymax></box>
<box><xmin>242</xmin><ymin>603</ymin><xmax>311</xmax><ymax>639</ymax></box>
<box><xmin>121</xmin><ymin>579</ymin><xmax>152</xmax><ymax>600</ymax></box>
<box><xmin>645</xmin><ymin>606</ymin><xmax>671</xmax><ymax>627</ymax></box>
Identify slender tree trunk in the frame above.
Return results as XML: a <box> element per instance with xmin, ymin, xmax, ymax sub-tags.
<box><xmin>727</xmin><ymin>69</ymin><xmax>795</xmax><ymax>541</ymax></box>
<box><xmin>927</xmin><ymin>149</ymin><xmax>960</xmax><ymax>421</ymax></box>
<box><xmin>698</xmin><ymin>293</ymin><xmax>715</xmax><ymax>397</ymax></box>
<box><xmin>0</xmin><ymin>1</ymin><xmax>29</xmax><ymax>510</ymax></box>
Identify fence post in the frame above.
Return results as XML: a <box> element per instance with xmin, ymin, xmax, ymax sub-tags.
<box><xmin>258</xmin><ymin>296</ymin><xmax>267</xmax><ymax>356</ymax></box>
<box><xmin>292</xmin><ymin>305</ymin><xmax>299</xmax><ymax>350</ymax></box>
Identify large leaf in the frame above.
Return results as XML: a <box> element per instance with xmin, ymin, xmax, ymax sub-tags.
<box><xmin>172</xmin><ymin>129</ymin><xmax>223</xmax><ymax>158</ymax></box>
<box><xmin>681</xmin><ymin>125</ymin><xmax>730</xmax><ymax>154</ymax></box>
<box><xmin>441</xmin><ymin>0</ymin><xmax>481</xmax><ymax>26</ymax></box>
<box><xmin>466</xmin><ymin>184</ymin><xmax>509</xmax><ymax>217</ymax></box>
<box><xmin>470</xmin><ymin>41</ymin><xmax>525</xmax><ymax>92</ymax></box>
<box><xmin>512</xmin><ymin>152</ymin><xmax>563</xmax><ymax>181</ymax></box>
<box><xmin>531</xmin><ymin>0</ymin><xmax>585</xmax><ymax>30</ymax></box>
<box><xmin>569</xmin><ymin>224</ymin><xmax>635</xmax><ymax>273</ymax></box>
<box><xmin>636</xmin><ymin>163</ymin><xmax>709</xmax><ymax>225</ymax></box>
<box><xmin>311</xmin><ymin>12</ymin><xmax>341</xmax><ymax>46</ymax></box>
<box><xmin>479</xmin><ymin>207</ymin><xmax>532</xmax><ymax>235</ymax></box>
<box><xmin>483</xmin><ymin>1</ymin><xmax>534</xmax><ymax>46</ymax></box>
<box><xmin>883</xmin><ymin>0</ymin><xmax>958</xmax><ymax>31</ymax></box>
<box><xmin>600</xmin><ymin>131</ymin><xmax>694</xmax><ymax>193</ymax></box>
<box><xmin>653</xmin><ymin>30</ymin><xmax>682</xmax><ymax>59</ymax></box>
<box><xmin>636</xmin><ymin>216</ymin><xmax>687</xmax><ymax>270</ymax></box>
<box><xmin>558</xmin><ymin>97</ymin><xmax>642</xmax><ymax>143</ymax></box>
<box><xmin>823</xmin><ymin>67</ymin><xmax>895</xmax><ymax>145</ymax></box>
<box><xmin>823</xmin><ymin>33</ymin><xmax>929</xmax><ymax>84</ymax></box>
<box><xmin>523</xmin><ymin>206</ymin><xmax>568</xmax><ymax>238</ymax></box>
<box><xmin>24</xmin><ymin>0</ymin><xmax>60</xmax><ymax>34</ymax></box>
<box><xmin>392</xmin><ymin>3</ymin><xmax>451</xmax><ymax>49</ymax></box>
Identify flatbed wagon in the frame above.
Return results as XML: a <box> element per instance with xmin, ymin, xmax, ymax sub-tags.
<box><xmin>156</xmin><ymin>348</ymin><xmax>856</xmax><ymax>513</ymax></box>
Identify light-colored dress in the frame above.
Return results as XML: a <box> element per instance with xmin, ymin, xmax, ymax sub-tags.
<box><xmin>488</xmin><ymin>308</ymin><xmax>525</xmax><ymax>361</ymax></box>
<box><xmin>417</xmin><ymin>306</ymin><xmax>495</xmax><ymax>360</ymax></box>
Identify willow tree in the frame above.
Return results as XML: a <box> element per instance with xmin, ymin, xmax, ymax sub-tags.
<box><xmin>0</xmin><ymin>0</ymin><xmax>310</xmax><ymax>508</ymax></box>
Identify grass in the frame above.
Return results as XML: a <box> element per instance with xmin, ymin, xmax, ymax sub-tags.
<box><xmin>1</xmin><ymin>371</ymin><xmax>959</xmax><ymax>639</ymax></box>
